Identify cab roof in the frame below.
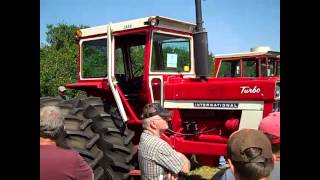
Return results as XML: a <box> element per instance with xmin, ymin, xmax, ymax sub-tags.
<box><xmin>79</xmin><ymin>16</ymin><xmax>196</xmax><ymax>37</ymax></box>
<box><xmin>215</xmin><ymin>50</ymin><xmax>280</xmax><ymax>59</ymax></box>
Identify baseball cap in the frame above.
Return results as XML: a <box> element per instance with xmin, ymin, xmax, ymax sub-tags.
<box><xmin>227</xmin><ymin>129</ymin><xmax>273</xmax><ymax>163</ymax></box>
<box><xmin>58</xmin><ymin>86</ymin><xmax>66</xmax><ymax>92</ymax></box>
<box><xmin>141</xmin><ymin>103</ymin><xmax>171</xmax><ymax>120</ymax></box>
<box><xmin>259</xmin><ymin>112</ymin><xmax>280</xmax><ymax>144</ymax></box>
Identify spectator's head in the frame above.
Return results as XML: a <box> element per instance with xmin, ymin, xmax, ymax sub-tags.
<box><xmin>40</xmin><ymin>106</ymin><xmax>64</xmax><ymax>140</ymax></box>
<box><xmin>227</xmin><ymin>129</ymin><xmax>274</xmax><ymax>180</ymax></box>
<box><xmin>259</xmin><ymin>112</ymin><xmax>280</xmax><ymax>154</ymax></box>
<box><xmin>58</xmin><ymin>86</ymin><xmax>66</xmax><ymax>95</ymax></box>
<box><xmin>141</xmin><ymin>103</ymin><xmax>171</xmax><ymax>132</ymax></box>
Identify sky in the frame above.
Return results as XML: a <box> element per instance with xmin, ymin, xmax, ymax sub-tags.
<box><xmin>40</xmin><ymin>0</ymin><xmax>279</xmax><ymax>54</ymax></box>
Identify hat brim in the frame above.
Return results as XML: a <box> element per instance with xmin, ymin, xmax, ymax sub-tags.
<box><xmin>141</xmin><ymin>103</ymin><xmax>171</xmax><ymax>120</ymax></box>
<box><xmin>158</xmin><ymin>111</ymin><xmax>171</xmax><ymax>119</ymax></box>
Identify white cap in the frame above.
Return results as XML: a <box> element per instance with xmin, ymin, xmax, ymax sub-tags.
<box><xmin>58</xmin><ymin>86</ymin><xmax>66</xmax><ymax>92</ymax></box>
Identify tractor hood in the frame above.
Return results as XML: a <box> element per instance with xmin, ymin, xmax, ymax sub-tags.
<box><xmin>164</xmin><ymin>77</ymin><xmax>279</xmax><ymax>101</ymax></box>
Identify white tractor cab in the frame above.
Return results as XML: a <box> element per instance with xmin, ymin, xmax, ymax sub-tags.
<box><xmin>213</xmin><ymin>46</ymin><xmax>280</xmax><ymax>78</ymax></box>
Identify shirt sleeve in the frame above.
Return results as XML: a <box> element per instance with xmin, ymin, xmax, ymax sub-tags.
<box><xmin>74</xmin><ymin>154</ymin><xmax>94</xmax><ymax>180</ymax></box>
<box><xmin>154</xmin><ymin>142</ymin><xmax>184</xmax><ymax>174</ymax></box>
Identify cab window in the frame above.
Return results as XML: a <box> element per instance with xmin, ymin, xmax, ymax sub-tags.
<box><xmin>243</xmin><ymin>58</ymin><xmax>258</xmax><ymax>77</ymax></box>
<box><xmin>81</xmin><ymin>38</ymin><xmax>108</xmax><ymax>78</ymax></box>
<box><xmin>151</xmin><ymin>33</ymin><xmax>191</xmax><ymax>73</ymax></box>
<box><xmin>217</xmin><ymin>60</ymin><xmax>241</xmax><ymax>77</ymax></box>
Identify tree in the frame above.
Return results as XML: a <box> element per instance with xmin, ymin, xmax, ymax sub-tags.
<box><xmin>208</xmin><ymin>52</ymin><xmax>214</xmax><ymax>76</ymax></box>
<box><xmin>40</xmin><ymin>23</ymin><xmax>88</xmax><ymax>97</ymax></box>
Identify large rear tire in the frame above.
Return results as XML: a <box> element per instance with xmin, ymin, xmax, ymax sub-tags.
<box><xmin>84</xmin><ymin>97</ymin><xmax>136</xmax><ymax>180</ymax></box>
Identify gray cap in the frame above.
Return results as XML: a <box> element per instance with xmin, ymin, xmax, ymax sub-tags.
<box><xmin>227</xmin><ymin>129</ymin><xmax>273</xmax><ymax>163</ymax></box>
<box><xmin>141</xmin><ymin>103</ymin><xmax>171</xmax><ymax>120</ymax></box>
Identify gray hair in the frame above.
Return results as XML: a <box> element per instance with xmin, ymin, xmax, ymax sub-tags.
<box><xmin>40</xmin><ymin>106</ymin><xmax>64</xmax><ymax>139</ymax></box>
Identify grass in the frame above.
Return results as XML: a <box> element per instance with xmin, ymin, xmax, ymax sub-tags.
<box><xmin>186</xmin><ymin>166</ymin><xmax>221</xmax><ymax>180</ymax></box>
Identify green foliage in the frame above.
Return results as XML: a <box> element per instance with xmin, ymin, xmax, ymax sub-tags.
<box><xmin>40</xmin><ymin>23</ymin><xmax>88</xmax><ymax>97</ymax></box>
<box><xmin>116</xmin><ymin>48</ymin><xmax>125</xmax><ymax>74</ymax></box>
<box><xmin>130</xmin><ymin>45</ymin><xmax>145</xmax><ymax>76</ymax></box>
<box><xmin>244</xmin><ymin>62</ymin><xmax>257</xmax><ymax>76</ymax></box>
<box><xmin>162</xmin><ymin>46</ymin><xmax>190</xmax><ymax>72</ymax></box>
<box><xmin>188</xmin><ymin>166</ymin><xmax>220</xmax><ymax>179</ymax></box>
<box><xmin>82</xmin><ymin>41</ymin><xmax>108</xmax><ymax>78</ymax></box>
<box><xmin>208</xmin><ymin>52</ymin><xmax>214</xmax><ymax>76</ymax></box>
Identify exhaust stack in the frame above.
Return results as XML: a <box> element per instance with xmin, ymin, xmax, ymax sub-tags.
<box><xmin>194</xmin><ymin>0</ymin><xmax>209</xmax><ymax>78</ymax></box>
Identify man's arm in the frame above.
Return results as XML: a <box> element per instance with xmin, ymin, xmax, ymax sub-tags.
<box><xmin>156</xmin><ymin>142</ymin><xmax>190</xmax><ymax>175</ymax></box>
<box><xmin>175</xmin><ymin>152</ymin><xmax>190</xmax><ymax>174</ymax></box>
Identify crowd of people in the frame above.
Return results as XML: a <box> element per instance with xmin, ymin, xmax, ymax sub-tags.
<box><xmin>212</xmin><ymin>112</ymin><xmax>280</xmax><ymax>180</ymax></box>
<box><xmin>40</xmin><ymin>90</ymin><xmax>280</xmax><ymax>180</ymax></box>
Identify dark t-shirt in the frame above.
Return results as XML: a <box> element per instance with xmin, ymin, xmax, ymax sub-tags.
<box><xmin>212</xmin><ymin>162</ymin><xmax>280</xmax><ymax>180</ymax></box>
<box><xmin>40</xmin><ymin>145</ymin><xmax>93</xmax><ymax>180</ymax></box>
<box><xmin>211</xmin><ymin>168</ymin><xmax>235</xmax><ymax>180</ymax></box>
<box><xmin>271</xmin><ymin>161</ymin><xmax>280</xmax><ymax>180</ymax></box>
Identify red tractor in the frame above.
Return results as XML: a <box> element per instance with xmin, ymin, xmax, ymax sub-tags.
<box><xmin>40</xmin><ymin>1</ymin><xmax>280</xmax><ymax>179</ymax></box>
<box><xmin>213</xmin><ymin>47</ymin><xmax>280</xmax><ymax>112</ymax></box>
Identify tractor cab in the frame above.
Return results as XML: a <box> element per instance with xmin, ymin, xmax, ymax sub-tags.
<box><xmin>67</xmin><ymin>16</ymin><xmax>198</xmax><ymax>123</ymax></box>
<box><xmin>214</xmin><ymin>46</ymin><xmax>280</xmax><ymax>78</ymax></box>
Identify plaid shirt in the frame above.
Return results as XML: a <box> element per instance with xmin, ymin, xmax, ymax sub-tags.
<box><xmin>138</xmin><ymin>130</ymin><xmax>184</xmax><ymax>180</ymax></box>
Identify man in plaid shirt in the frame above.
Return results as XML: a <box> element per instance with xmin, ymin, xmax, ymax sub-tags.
<box><xmin>138</xmin><ymin>103</ymin><xmax>190</xmax><ymax>180</ymax></box>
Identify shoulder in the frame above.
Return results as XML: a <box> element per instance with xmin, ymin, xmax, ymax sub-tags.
<box><xmin>156</xmin><ymin>139</ymin><xmax>177</xmax><ymax>157</ymax></box>
<box><xmin>57</xmin><ymin>148</ymin><xmax>90</xmax><ymax>171</ymax></box>
<box><xmin>63</xmin><ymin>149</ymin><xmax>82</xmax><ymax>164</ymax></box>
<box><xmin>42</xmin><ymin>145</ymin><xmax>80</xmax><ymax>160</ymax></box>
<box><xmin>158</xmin><ymin>138</ymin><xmax>172</xmax><ymax>149</ymax></box>
<box><xmin>271</xmin><ymin>161</ymin><xmax>280</xmax><ymax>180</ymax></box>
<box><xmin>152</xmin><ymin>136</ymin><xmax>172</xmax><ymax>152</ymax></box>
<box><xmin>140</xmin><ymin>131</ymin><xmax>166</xmax><ymax>146</ymax></box>
<box><xmin>139</xmin><ymin>132</ymin><xmax>172</xmax><ymax>154</ymax></box>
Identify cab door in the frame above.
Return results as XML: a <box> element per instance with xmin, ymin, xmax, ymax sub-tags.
<box><xmin>148</xmin><ymin>31</ymin><xmax>194</xmax><ymax>105</ymax></box>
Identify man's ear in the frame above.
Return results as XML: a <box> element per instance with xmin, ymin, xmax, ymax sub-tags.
<box><xmin>149</xmin><ymin>119</ymin><xmax>157</xmax><ymax>129</ymax></box>
<box><xmin>272</xmin><ymin>154</ymin><xmax>276</xmax><ymax>163</ymax></box>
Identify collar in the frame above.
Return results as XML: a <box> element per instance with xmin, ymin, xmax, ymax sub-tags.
<box><xmin>143</xmin><ymin>129</ymin><xmax>154</xmax><ymax>135</ymax></box>
<box><xmin>143</xmin><ymin>129</ymin><xmax>161</xmax><ymax>137</ymax></box>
